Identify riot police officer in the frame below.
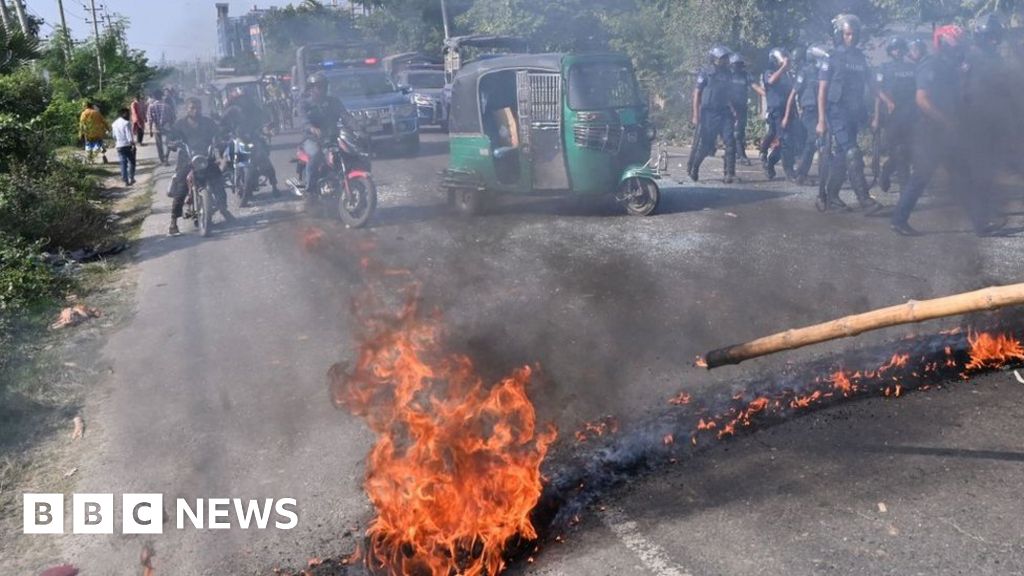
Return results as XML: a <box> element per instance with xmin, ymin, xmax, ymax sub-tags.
<box><xmin>728</xmin><ymin>53</ymin><xmax>762</xmax><ymax>166</ymax></box>
<box><xmin>689</xmin><ymin>46</ymin><xmax>737</xmax><ymax>183</ymax></box>
<box><xmin>874</xmin><ymin>37</ymin><xmax>917</xmax><ymax>193</ymax></box>
<box><xmin>890</xmin><ymin>25</ymin><xmax>1003</xmax><ymax>236</ymax></box>
<box><xmin>817</xmin><ymin>14</ymin><xmax>884</xmax><ymax>214</ymax></box>
<box><xmin>761</xmin><ymin>47</ymin><xmax>795</xmax><ymax>181</ymax></box>
<box><xmin>786</xmin><ymin>46</ymin><xmax>822</xmax><ymax>185</ymax></box>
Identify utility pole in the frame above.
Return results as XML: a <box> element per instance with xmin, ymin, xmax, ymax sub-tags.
<box><xmin>440</xmin><ymin>0</ymin><xmax>450</xmax><ymax>40</ymax></box>
<box><xmin>56</xmin><ymin>0</ymin><xmax>72</xmax><ymax>58</ymax></box>
<box><xmin>0</xmin><ymin>0</ymin><xmax>11</xmax><ymax>34</ymax></box>
<box><xmin>87</xmin><ymin>0</ymin><xmax>103</xmax><ymax>91</ymax></box>
<box><xmin>12</xmin><ymin>0</ymin><xmax>29</xmax><ymax>36</ymax></box>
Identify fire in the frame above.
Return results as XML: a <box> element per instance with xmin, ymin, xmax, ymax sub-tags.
<box><xmin>329</xmin><ymin>296</ymin><xmax>556</xmax><ymax>576</ymax></box>
<box><xmin>668</xmin><ymin>391</ymin><xmax>692</xmax><ymax>406</ymax></box>
<box><xmin>965</xmin><ymin>330</ymin><xmax>1024</xmax><ymax>370</ymax></box>
<box><xmin>574</xmin><ymin>416</ymin><xmax>619</xmax><ymax>443</ymax></box>
<box><xmin>301</xmin><ymin>226</ymin><xmax>325</xmax><ymax>252</ymax></box>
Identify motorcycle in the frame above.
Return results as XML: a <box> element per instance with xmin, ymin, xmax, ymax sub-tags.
<box><xmin>286</xmin><ymin>127</ymin><xmax>377</xmax><ymax>229</ymax></box>
<box><xmin>168</xmin><ymin>141</ymin><xmax>222</xmax><ymax>237</ymax></box>
<box><xmin>223</xmin><ymin>133</ymin><xmax>267</xmax><ymax>208</ymax></box>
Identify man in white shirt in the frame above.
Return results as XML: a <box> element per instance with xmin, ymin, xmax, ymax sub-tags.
<box><xmin>111</xmin><ymin>107</ymin><xmax>137</xmax><ymax>186</ymax></box>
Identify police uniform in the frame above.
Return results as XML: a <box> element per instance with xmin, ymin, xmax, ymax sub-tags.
<box><xmin>891</xmin><ymin>53</ymin><xmax>990</xmax><ymax>232</ymax></box>
<box><xmin>819</xmin><ymin>44</ymin><xmax>879</xmax><ymax>210</ymax></box>
<box><xmin>729</xmin><ymin>69</ymin><xmax>755</xmax><ymax>160</ymax></box>
<box><xmin>760</xmin><ymin>67</ymin><xmax>795</xmax><ymax>178</ymax></box>
<box><xmin>875</xmin><ymin>57</ymin><xmax>917</xmax><ymax>191</ymax></box>
<box><xmin>691</xmin><ymin>65</ymin><xmax>736</xmax><ymax>180</ymax></box>
<box><xmin>793</xmin><ymin>61</ymin><xmax>820</xmax><ymax>180</ymax></box>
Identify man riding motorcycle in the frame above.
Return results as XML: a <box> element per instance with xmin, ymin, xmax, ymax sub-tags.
<box><xmin>167</xmin><ymin>97</ymin><xmax>233</xmax><ymax>236</ymax></box>
<box><xmin>299</xmin><ymin>72</ymin><xmax>357</xmax><ymax>197</ymax></box>
<box><xmin>220</xmin><ymin>87</ymin><xmax>281</xmax><ymax>202</ymax></box>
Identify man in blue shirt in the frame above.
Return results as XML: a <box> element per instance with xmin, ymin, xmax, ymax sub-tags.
<box><xmin>689</xmin><ymin>46</ymin><xmax>737</xmax><ymax>183</ymax></box>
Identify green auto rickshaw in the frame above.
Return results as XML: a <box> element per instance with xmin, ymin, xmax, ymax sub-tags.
<box><xmin>442</xmin><ymin>53</ymin><xmax>662</xmax><ymax>216</ymax></box>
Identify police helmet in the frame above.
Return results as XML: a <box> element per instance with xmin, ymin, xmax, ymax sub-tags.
<box><xmin>769</xmin><ymin>48</ymin><xmax>789</xmax><ymax>67</ymax></box>
<box><xmin>307</xmin><ymin>71</ymin><xmax>329</xmax><ymax>90</ymax></box>
<box><xmin>832</xmin><ymin>13</ymin><xmax>863</xmax><ymax>45</ymax></box>
<box><xmin>791</xmin><ymin>45</ymin><xmax>807</xmax><ymax>65</ymax></box>
<box><xmin>708</xmin><ymin>45</ymin><xmax>732</xmax><ymax>65</ymax></box>
<box><xmin>728</xmin><ymin>53</ymin><xmax>746</xmax><ymax>68</ymax></box>
<box><xmin>974</xmin><ymin>13</ymin><xmax>1004</xmax><ymax>45</ymax></box>
<box><xmin>933</xmin><ymin>24</ymin><xmax>966</xmax><ymax>53</ymax></box>
<box><xmin>807</xmin><ymin>45</ymin><xmax>830</xmax><ymax>63</ymax></box>
<box><xmin>886</xmin><ymin>37</ymin><xmax>908</xmax><ymax>58</ymax></box>
<box><xmin>908</xmin><ymin>38</ymin><xmax>927</xmax><ymax>59</ymax></box>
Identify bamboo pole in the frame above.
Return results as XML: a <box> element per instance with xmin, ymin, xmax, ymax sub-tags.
<box><xmin>701</xmin><ymin>283</ymin><xmax>1024</xmax><ymax>370</ymax></box>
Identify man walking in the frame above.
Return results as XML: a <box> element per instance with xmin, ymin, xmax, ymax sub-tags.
<box><xmin>111</xmin><ymin>107</ymin><xmax>136</xmax><ymax>186</ymax></box>
<box><xmin>689</xmin><ymin>45</ymin><xmax>737</xmax><ymax>183</ymax></box>
<box><xmin>147</xmin><ymin>90</ymin><xmax>175</xmax><ymax>165</ymax></box>
<box><xmin>761</xmin><ymin>48</ymin><xmax>795</xmax><ymax>181</ymax></box>
<box><xmin>78</xmin><ymin>102</ymin><xmax>108</xmax><ymax>164</ymax></box>
<box><xmin>816</xmin><ymin>13</ymin><xmax>884</xmax><ymax>214</ymax></box>
<box><xmin>130</xmin><ymin>93</ymin><xmax>147</xmax><ymax>145</ymax></box>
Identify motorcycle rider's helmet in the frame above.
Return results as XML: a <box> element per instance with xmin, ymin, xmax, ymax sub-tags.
<box><xmin>973</xmin><ymin>13</ymin><xmax>1004</xmax><ymax>47</ymax></box>
<box><xmin>708</xmin><ymin>45</ymin><xmax>731</xmax><ymax>67</ymax></box>
<box><xmin>769</xmin><ymin>47</ymin><xmax>789</xmax><ymax>68</ymax></box>
<box><xmin>307</xmin><ymin>71</ymin><xmax>329</xmax><ymax>92</ymax></box>
<box><xmin>886</xmin><ymin>37</ymin><xmax>908</xmax><ymax>58</ymax></box>
<box><xmin>832</xmin><ymin>13</ymin><xmax>863</xmax><ymax>46</ymax></box>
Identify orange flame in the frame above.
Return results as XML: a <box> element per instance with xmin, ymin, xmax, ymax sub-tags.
<box><xmin>965</xmin><ymin>331</ymin><xmax>1024</xmax><ymax>370</ymax></box>
<box><xmin>329</xmin><ymin>299</ymin><xmax>556</xmax><ymax>576</ymax></box>
<box><xmin>574</xmin><ymin>416</ymin><xmax>619</xmax><ymax>443</ymax></box>
<box><xmin>668</xmin><ymin>392</ymin><xmax>692</xmax><ymax>406</ymax></box>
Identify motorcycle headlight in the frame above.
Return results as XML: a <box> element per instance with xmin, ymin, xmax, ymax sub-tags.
<box><xmin>191</xmin><ymin>154</ymin><xmax>209</xmax><ymax>172</ymax></box>
<box><xmin>394</xmin><ymin>104</ymin><xmax>416</xmax><ymax>117</ymax></box>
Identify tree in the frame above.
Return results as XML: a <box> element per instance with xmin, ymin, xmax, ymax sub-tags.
<box><xmin>259</xmin><ymin>3</ymin><xmax>357</xmax><ymax>72</ymax></box>
<box><xmin>0</xmin><ymin>26</ymin><xmax>38</xmax><ymax>74</ymax></box>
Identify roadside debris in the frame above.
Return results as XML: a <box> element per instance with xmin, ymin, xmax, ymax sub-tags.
<box><xmin>71</xmin><ymin>416</ymin><xmax>84</xmax><ymax>440</ymax></box>
<box><xmin>39</xmin><ymin>566</ymin><xmax>79</xmax><ymax>576</ymax></box>
<box><xmin>141</xmin><ymin>543</ymin><xmax>155</xmax><ymax>576</ymax></box>
<box><xmin>1015</xmin><ymin>370</ymin><xmax>1024</xmax><ymax>384</ymax></box>
<box><xmin>51</xmin><ymin>304</ymin><xmax>102</xmax><ymax>330</ymax></box>
<box><xmin>63</xmin><ymin>467</ymin><xmax>78</xmax><ymax>479</ymax></box>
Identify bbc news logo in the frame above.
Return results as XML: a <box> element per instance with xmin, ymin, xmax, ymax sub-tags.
<box><xmin>23</xmin><ymin>494</ymin><xmax>298</xmax><ymax>534</ymax></box>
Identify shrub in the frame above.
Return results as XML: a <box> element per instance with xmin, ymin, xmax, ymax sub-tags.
<box><xmin>0</xmin><ymin>67</ymin><xmax>51</xmax><ymax>121</ymax></box>
<box><xmin>36</xmin><ymin>93</ymin><xmax>85</xmax><ymax>148</ymax></box>
<box><xmin>0</xmin><ymin>232</ymin><xmax>60</xmax><ymax>313</ymax></box>
<box><xmin>0</xmin><ymin>159</ymin><xmax>108</xmax><ymax>250</ymax></box>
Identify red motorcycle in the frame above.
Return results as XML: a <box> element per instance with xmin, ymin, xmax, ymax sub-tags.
<box><xmin>287</xmin><ymin>127</ymin><xmax>377</xmax><ymax>229</ymax></box>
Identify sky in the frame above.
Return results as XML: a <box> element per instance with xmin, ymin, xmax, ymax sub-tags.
<box><xmin>25</xmin><ymin>0</ymin><xmax>301</xmax><ymax>62</ymax></box>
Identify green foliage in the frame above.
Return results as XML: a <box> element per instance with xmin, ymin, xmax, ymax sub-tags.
<box><xmin>0</xmin><ymin>26</ymin><xmax>40</xmax><ymax>74</ymax></box>
<box><xmin>0</xmin><ymin>67</ymin><xmax>51</xmax><ymax>121</ymax></box>
<box><xmin>0</xmin><ymin>232</ymin><xmax>61</xmax><ymax>313</ymax></box>
<box><xmin>0</xmin><ymin>159</ymin><xmax>107</xmax><ymax>251</ymax></box>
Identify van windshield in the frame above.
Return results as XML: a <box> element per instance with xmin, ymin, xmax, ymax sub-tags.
<box><xmin>568</xmin><ymin>61</ymin><xmax>640</xmax><ymax>110</ymax></box>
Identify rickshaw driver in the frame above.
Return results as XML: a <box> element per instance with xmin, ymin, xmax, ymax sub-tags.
<box><xmin>299</xmin><ymin>72</ymin><xmax>356</xmax><ymax>193</ymax></box>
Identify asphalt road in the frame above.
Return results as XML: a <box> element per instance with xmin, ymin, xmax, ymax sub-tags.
<box><xmin>32</xmin><ymin>128</ymin><xmax>1024</xmax><ymax>574</ymax></box>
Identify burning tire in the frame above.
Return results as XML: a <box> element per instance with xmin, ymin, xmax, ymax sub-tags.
<box><xmin>620</xmin><ymin>177</ymin><xmax>660</xmax><ymax>216</ymax></box>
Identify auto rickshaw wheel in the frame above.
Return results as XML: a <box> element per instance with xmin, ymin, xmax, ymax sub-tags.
<box><xmin>620</xmin><ymin>177</ymin><xmax>660</xmax><ymax>217</ymax></box>
<box><xmin>453</xmin><ymin>187</ymin><xmax>485</xmax><ymax>216</ymax></box>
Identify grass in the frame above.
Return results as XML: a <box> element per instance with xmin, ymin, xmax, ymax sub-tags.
<box><xmin>0</xmin><ymin>166</ymin><xmax>157</xmax><ymax>562</ymax></box>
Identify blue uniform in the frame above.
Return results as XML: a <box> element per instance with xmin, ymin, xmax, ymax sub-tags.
<box><xmin>876</xmin><ymin>58</ymin><xmax>917</xmax><ymax>191</ymax></box>
<box><xmin>729</xmin><ymin>70</ymin><xmax>755</xmax><ymax>159</ymax></box>
<box><xmin>793</xmin><ymin>62</ymin><xmax>820</xmax><ymax>180</ymax></box>
<box><xmin>891</xmin><ymin>54</ymin><xmax>992</xmax><ymax>232</ymax></box>
<box><xmin>688</xmin><ymin>66</ymin><xmax>736</xmax><ymax>180</ymax></box>
<box><xmin>760</xmin><ymin>68</ymin><xmax>795</xmax><ymax>178</ymax></box>
<box><xmin>819</xmin><ymin>44</ymin><xmax>878</xmax><ymax>209</ymax></box>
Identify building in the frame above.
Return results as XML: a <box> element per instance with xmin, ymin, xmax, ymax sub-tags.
<box><xmin>215</xmin><ymin>3</ymin><xmax>270</xmax><ymax>61</ymax></box>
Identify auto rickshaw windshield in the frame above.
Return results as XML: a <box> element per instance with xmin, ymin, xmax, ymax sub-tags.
<box><xmin>567</xmin><ymin>61</ymin><xmax>641</xmax><ymax>110</ymax></box>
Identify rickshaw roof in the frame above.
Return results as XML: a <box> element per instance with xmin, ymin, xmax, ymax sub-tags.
<box><xmin>209</xmin><ymin>75</ymin><xmax>264</xmax><ymax>90</ymax></box>
<box><xmin>455</xmin><ymin>53</ymin><xmax>564</xmax><ymax>79</ymax></box>
<box><xmin>443</xmin><ymin>35</ymin><xmax>528</xmax><ymax>52</ymax></box>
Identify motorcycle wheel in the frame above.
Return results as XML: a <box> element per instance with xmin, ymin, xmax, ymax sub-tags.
<box><xmin>198</xmin><ymin>185</ymin><xmax>213</xmax><ymax>237</ymax></box>
<box><xmin>338</xmin><ymin>176</ymin><xmax>377</xmax><ymax>229</ymax></box>
<box><xmin>620</xmin><ymin>177</ymin><xmax>660</xmax><ymax>217</ymax></box>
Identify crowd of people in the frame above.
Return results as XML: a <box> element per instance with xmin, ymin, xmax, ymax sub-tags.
<box><xmin>689</xmin><ymin>12</ymin><xmax>1016</xmax><ymax>238</ymax></box>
